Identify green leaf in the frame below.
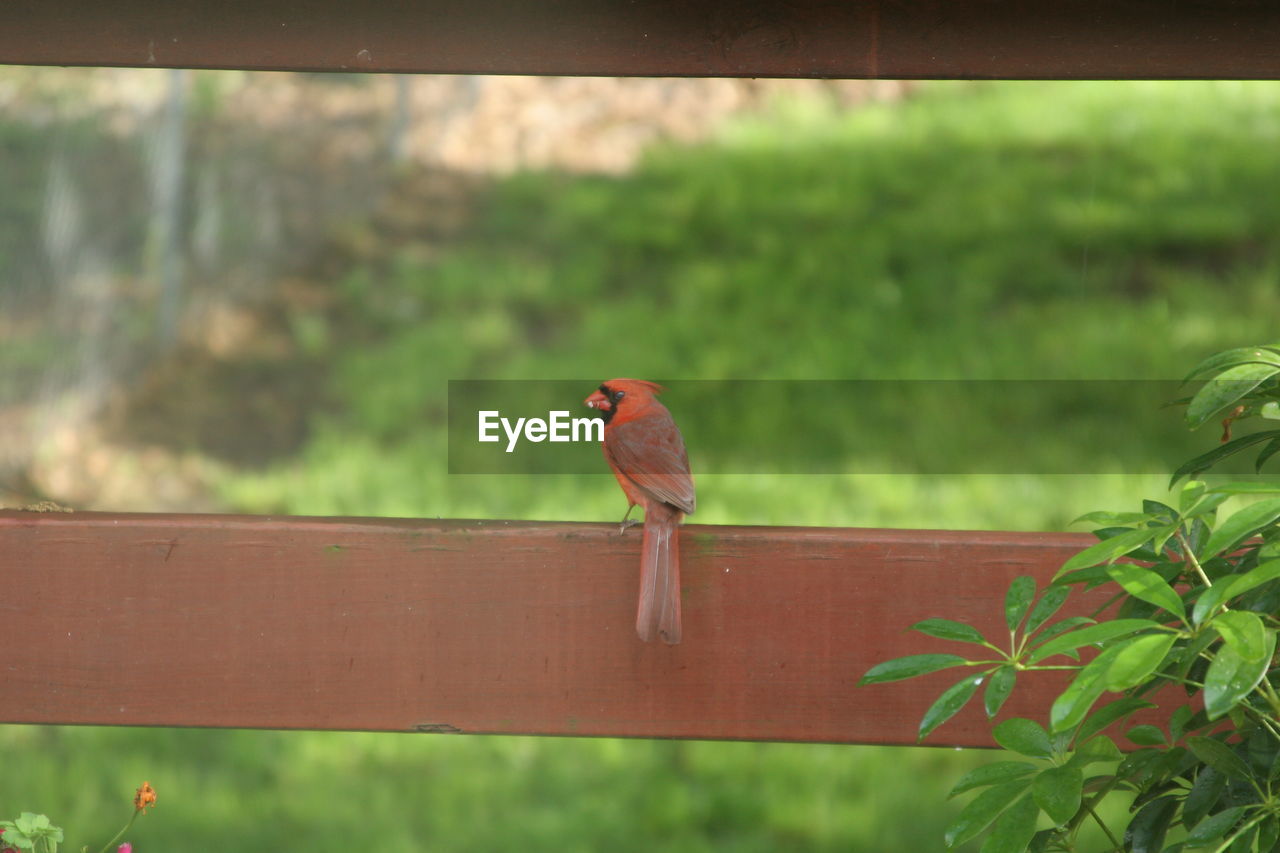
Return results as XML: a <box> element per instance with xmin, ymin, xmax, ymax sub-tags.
<box><xmin>1180</xmin><ymin>480</ymin><xmax>1208</xmax><ymax>513</ymax></box>
<box><xmin>1185</xmin><ymin>806</ymin><xmax>1249</xmax><ymax>846</ymax></box>
<box><xmin>1053</xmin><ymin>565</ymin><xmax>1115</xmax><ymax>587</ymax></box>
<box><xmin>1026</xmin><ymin>619</ymin><xmax>1162</xmax><ymax>664</ymax></box>
<box><xmin>1005</xmin><ymin>576</ymin><xmax>1036</xmax><ymax>633</ymax></box>
<box><xmin>910</xmin><ymin>618</ymin><xmax>990</xmax><ymax>646</ymax></box>
<box><xmin>1204</xmin><ymin>630</ymin><xmax>1276</xmax><ymax>720</ymax></box>
<box><xmin>1230</xmin><ymin>821</ymin><xmax>1259</xmax><ymax>852</ymax></box>
<box><xmin>1190</xmin><ymin>558</ymin><xmax>1280</xmax><ymax>626</ymax></box>
<box><xmin>945</xmin><ymin>780</ymin><xmax>1033</xmax><ymax>848</ymax></box>
<box><xmin>1184</xmin><ymin>767</ymin><xmax>1226</xmax><ymax>828</ymax></box>
<box><xmin>1125</xmin><ymin>795</ymin><xmax>1179</xmax><ymax>853</ymax></box>
<box><xmin>1192</xmin><ymin>558</ymin><xmax>1280</xmax><ymax>625</ymax></box>
<box><xmin>949</xmin><ymin>761</ymin><xmax>1040</xmax><ymax>798</ymax></box>
<box><xmin>1144</xmin><ymin>498</ymin><xmax>1177</xmax><ymax>522</ymax></box>
<box><xmin>920</xmin><ymin>673</ymin><xmax>985</xmax><ymax>740</ymax></box>
<box><xmin>1183</xmin><ymin>491</ymin><xmax>1232</xmax><ymax>519</ymax></box>
<box><xmin>984</xmin><ymin>666</ymin><xmax>1016</xmax><ymax>719</ymax></box>
<box><xmin>1031</xmin><ymin>766</ymin><xmax>1082</xmax><ymax>826</ymax></box>
<box><xmin>0</xmin><ymin>827</ymin><xmax>33</xmax><ymax>850</ymax></box>
<box><xmin>1186</xmin><ymin>362</ymin><xmax>1280</xmax><ymax>429</ymax></box>
<box><xmin>1212</xmin><ymin>610</ymin><xmax>1268</xmax><ymax>661</ymax></box>
<box><xmin>1068</xmin><ymin>734</ymin><xmax>1124</xmax><ymax>768</ymax></box>
<box><xmin>1170</xmin><ymin>705</ymin><xmax>1195</xmax><ymax>742</ymax></box>
<box><xmin>1170</xmin><ymin>430</ymin><xmax>1280</xmax><ymax>487</ymax></box>
<box><xmin>1182</xmin><ymin>346</ymin><xmax>1280</xmax><ymax>383</ymax></box>
<box><xmin>1193</xmin><ymin>583</ymin><xmax>1238</xmax><ymax>627</ymax></box>
<box><xmin>1257</xmin><ymin>815</ymin><xmax>1278</xmax><ymax>853</ymax></box>
<box><xmin>981</xmin><ymin>793</ymin><xmax>1039</xmax><ymax>853</ymax></box>
<box><xmin>993</xmin><ymin>717</ymin><xmax>1053</xmax><ymax>759</ymax></box>
<box><xmin>1223</xmin><ymin>557</ymin><xmax>1280</xmax><ymax>599</ymax></box>
<box><xmin>1024</xmin><ymin>585</ymin><xmax>1071</xmax><ymax>636</ymax></box>
<box><xmin>1049</xmin><ymin>641</ymin><xmax>1132</xmax><ymax>734</ymax></box>
<box><xmin>1104</xmin><ymin>632</ymin><xmax>1178</xmax><ymax>691</ymax></box>
<box><xmin>859</xmin><ymin>654</ymin><xmax>970</xmax><ymax>685</ymax></box>
<box><xmin>1106</xmin><ymin>564</ymin><xmax>1187</xmax><ymax>623</ymax></box>
<box><xmin>1078</xmin><ymin>698</ymin><xmax>1155</xmax><ymax>742</ymax></box>
<box><xmin>1028</xmin><ymin>615</ymin><xmax>1094</xmax><ymax>646</ymax></box>
<box><xmin>1200</xmin><ymin>497</ymin><xmax>1280</xmax><ymax>558</ymax></box>
<box><xmin>1116</xmin><ymin>748</ymin><xmax>1164</xmax><ymax>784</ymax></box>
<box><xmin>1257</xmin><ymin>436</ymin><xmax>1280</xmax><ymax>472</ymax></box>
<box><xmin>1126</xmin><ymin>725</ymin><xmax>1167</xmax><ymax>746</ymax></box>
<box><xmin>1187</xmin><ymin>737</ymin><xmax>1252</xmax><ymax>781</ymax></box>
<box><xmin>1057</xmin><ymin>527</ymin><xmax>1160</xmax><ymax>576</ymax></box>
<box><xmin>1072</xmin><ymin>510</ymin><xmax>1155</xmax><ymax>526</ymax></box>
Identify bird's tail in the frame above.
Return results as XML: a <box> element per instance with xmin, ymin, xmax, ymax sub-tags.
<box><xmin>638</xmin><ymin>504</ymin><xmax>682</xmax><ymax>644</ymax></box>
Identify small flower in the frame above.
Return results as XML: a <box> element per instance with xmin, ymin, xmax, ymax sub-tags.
<box><xmin>134</xmin><ymin>781</ymin><xmax>157</xmax><ymax>813</ymax></box>
<box><xmin>117</xmin><ymin>845</ymin><xmax>133</xmax><ymax>853</ymax></box>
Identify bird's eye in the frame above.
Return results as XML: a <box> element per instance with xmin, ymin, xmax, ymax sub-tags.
<box><xmin>612</xmin><ymin>390</ymin><xmax>625</xmax><ymax>401</ymax></box>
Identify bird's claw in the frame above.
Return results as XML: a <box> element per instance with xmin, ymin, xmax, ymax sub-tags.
<box><xmin>618</xmin><ymin>518</ymin><xmax>640</xmax><ymax>535</ymax></box>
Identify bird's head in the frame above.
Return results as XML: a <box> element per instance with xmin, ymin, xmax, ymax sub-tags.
<box><xmin>584</xmin><ymin>378</ymin><xmax>665</xmax><ymax>423</ymax></box>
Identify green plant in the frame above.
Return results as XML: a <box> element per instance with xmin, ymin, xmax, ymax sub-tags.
<box><xmin>0</xmin><ymin>814</ymin><xmax>63</xmax><ymax>853</ymax></box>
<box><xmin>861</xmin><ymin>343</ymin><xmax>1280</xmax><ymax>852</ymax></box>
<box><xmin>0</xmin><ymin>783</ymin><xmax>154</xmax><ymax>853</ymax></box>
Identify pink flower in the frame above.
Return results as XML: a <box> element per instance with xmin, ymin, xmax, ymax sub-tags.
<box><xmin>117</xmin><ymin>844</ymin><xmax>132</xmax><ymax>853</ymax></box>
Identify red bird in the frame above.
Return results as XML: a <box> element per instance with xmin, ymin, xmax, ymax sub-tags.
<box><xmin>585</xmin><ymin>379</ymin><xmax>695</xmax><ymax>644</ymax></box>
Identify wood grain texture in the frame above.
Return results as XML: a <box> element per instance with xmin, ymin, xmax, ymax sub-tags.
<box><xmin>1</xmin><ymin>0</ymin><xmax>1279</xmax><ymax>78</ymax></box>
<box><xmin>0</xmin><ymin>511</ymin><xmax>1117</xmax><ymax>745</ymax></box>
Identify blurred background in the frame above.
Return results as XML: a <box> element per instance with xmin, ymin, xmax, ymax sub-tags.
<box><xmin>2</xmin><ymin>71</ymin><xmax>1280</xmax><ymax>850</ymax></box>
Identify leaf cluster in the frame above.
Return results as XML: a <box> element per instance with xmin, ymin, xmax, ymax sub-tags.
<box><xmin>1173</xmin><ymin>345</ymin><xmax>1280</xmax><ymax>485</ymax></box>
<box><xmin>860</xmin><ymin>344</ymin><xmax>1280</xmax><ymax>852</ymax></box>
<box><xmin>0</xmin><ymin>814</ymin><xmax>64</xmax><ymax>853</ymax></box>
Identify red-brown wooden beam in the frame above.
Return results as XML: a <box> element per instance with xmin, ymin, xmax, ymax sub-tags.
<box><xmin>2</xmin><ymin>1</ymin><xmax>1279</xmax><ymax>79</ymax></box>
<box><xmin>0</xmin><ymin>511</ymin><xmax>1108</xmax><ymax>745</ymax></box>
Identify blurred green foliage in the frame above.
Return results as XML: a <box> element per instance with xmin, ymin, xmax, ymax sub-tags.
<box><xmin>222</xmin><ymin>80</ymin><xmax>1280</xmax><ymax>529</ymax></box>
<box><xmin>7</xmin><ymin>80</ymin><xmax>1280</xmax><ymax>851</ymax></box>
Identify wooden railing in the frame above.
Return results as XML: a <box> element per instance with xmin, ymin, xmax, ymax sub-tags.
<box><xmin>0</xmin><ymin>510</ymin><xmax>1106</xmax><ymax>746</ymax></box>
<box><xmin>1</xmin><ymin>1</ymin><xmax>1278</xmax><ymax>78</ymax></box>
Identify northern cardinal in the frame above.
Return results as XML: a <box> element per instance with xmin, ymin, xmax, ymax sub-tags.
<box><xmin>585</xmin><ymin>379</ymin><xmax>695</xmax><ymax>644</ymax></box>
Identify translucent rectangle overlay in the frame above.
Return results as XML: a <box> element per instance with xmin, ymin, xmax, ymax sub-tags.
<box><xmin>447</xmin><ymin>379</ymin><xmax>1252</xmax><ymax>476</ymax></box>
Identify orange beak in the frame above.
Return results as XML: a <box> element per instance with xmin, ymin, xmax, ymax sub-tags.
<box><xmin>584</xmin><ymin>389</ymin><xmax>611</xmax><ymax>411</ymax></box>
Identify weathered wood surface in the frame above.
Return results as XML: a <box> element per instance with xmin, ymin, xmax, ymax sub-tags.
<box><xmin>0</xmin><ymin>511</ymin><xmax>1111</xmax><ymax>745</ymax></box>
<box><xmin>2</xmin><ymin>1</ymin><xmax>1279</xmax><ymax>78</ymax></box>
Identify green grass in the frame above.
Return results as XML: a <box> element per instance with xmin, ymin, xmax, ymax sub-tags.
<box><xmin>3</xmin><ymin>728</ymin><xmax>1010</xmax><ymax>851</ymax></box>
<box><xmin>8</xmin><ymin>80</ymin><xmax>1280</xmax><ymax>851</ymax></box>
<box><xmin>221</xmin><ymin>81</ymin><xmax>1280</xmax><ymax>529</ymax></box>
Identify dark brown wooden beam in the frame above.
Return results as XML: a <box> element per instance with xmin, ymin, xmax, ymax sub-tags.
<box><xmin>0</xmin><ymin>511</ymin><xmax>1108</xmax><ymax>745</ymax></box>
<box><xmin>1</xmin><ymin>1</ymin><xmax>1279</xmax><ymax>79</ymax></box>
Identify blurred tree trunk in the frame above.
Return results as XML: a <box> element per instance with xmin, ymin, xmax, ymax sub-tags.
<box><xmin>151</xmin><ymin>68</ymin><xmax>188</xmax><ymax>345</ymax></box>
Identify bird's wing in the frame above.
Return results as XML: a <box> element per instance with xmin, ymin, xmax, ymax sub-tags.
<box><xmin>605</xmin><ymin>416</ymin><xmax>695</xmax><ymax>515</ymax></box>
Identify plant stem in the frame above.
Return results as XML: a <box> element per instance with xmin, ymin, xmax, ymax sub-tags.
<box><xmin>1256</xmin><ymin>679</ymin><xmax>1280</xmax><ymax>721</ymax></box>
<box><xmin>95</xmin><ymin>811</ymin><xmax>139</xmax><ymax>853</ymax></box>
<box><xmin>1064</xmin><ymin>777</ymin><xmax>1121</xmax><ymax>844</ymax></box>
<box><xmin>1176</xmin><ymin>527</ymin><xmax>1213</xmax><ymax>588</ymax></box>
<box><xmin>1087</xmin><ymin>802</ymin><xmax>1123</xmax><ymax>852</ymax></box>
<box><xmin>1209</xmin><ymin>812</ymin><xmax>1266</xmax><ymax>853</ymax></box>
